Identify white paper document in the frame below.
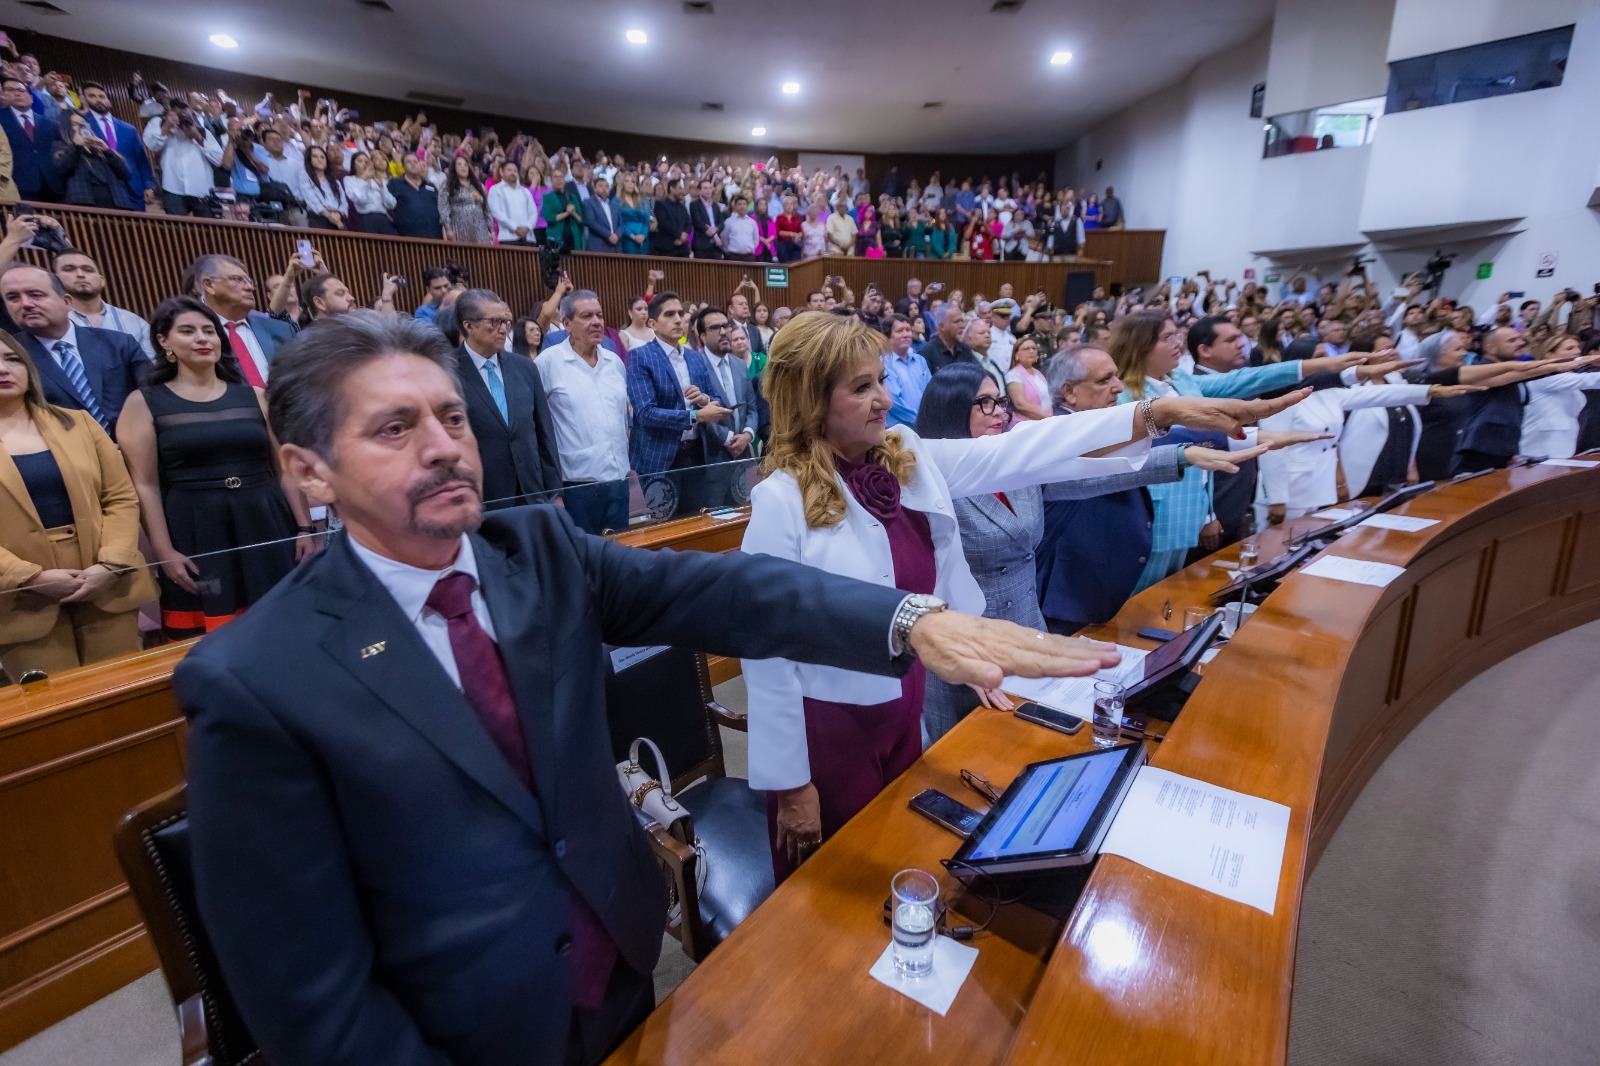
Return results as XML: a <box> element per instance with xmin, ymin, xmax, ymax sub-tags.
<box><xmin>1542</xmin><ymin>458</ymin><xmax>1600</xmax><ymax>469</ymax></box>
<box><xmin>1003</xmin><ymin>646</ymin><xmax>1149</xmax><ymax>721</ymax></box>
<box><xmin>1312</xmin><ymin>507</ymin><xmax>1359</xmax><ymax>521</ymax></box>
<box><xmin>867</xmin><ymin>935</ymin><xmax>978</xmax><ymax>1016</ymax></box>
<box><xmin>1099</xmin><ymin>766</ymin><xmax>1290</xmax><ymax>915</ymax></box>
<box><xmin>1299</xmin><ymin>555</ymin><xmax>1406</xmax><ymax>587</ymax></box>
<box><xmin>1358</xmin><ymin>513</ymin><xmax>1439</xmax><ymax>532</ymax></box>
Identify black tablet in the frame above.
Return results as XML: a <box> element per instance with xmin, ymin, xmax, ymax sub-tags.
<box><xmin>1209</xmin><ymin>542</ymin><xmax>1318</xmax><ymax>605</ymax></box>
<box><xmin>1287</xmin><ymin>481</ymin><xmax>1437</xmax><ymax>547</ymax></box>
<box><xmin>1127</xmin><ymin>612</ymin><xmax>1224</xmax><ymax>697</ymax></box>
<box><xmin>947</xmin><ymin>743</ymin><xmax>1147</xmax><ymax>875</ymax></box>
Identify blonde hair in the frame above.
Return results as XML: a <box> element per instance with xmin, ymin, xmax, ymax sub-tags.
<box><xmin>1109</xmin><ymin>310</ymin><xmax>1171</xmax><ymax>399</ymax></box>
<box><xmin>763</xmin><ymin>311</ymin><xmax>916</xmax><ymax>528</ymax></box>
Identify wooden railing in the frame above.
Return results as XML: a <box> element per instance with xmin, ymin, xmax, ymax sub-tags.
<box><xmin>4</xmin><ymin>203</ymin><xmax>1161</xmax><ymax>324</ymax></box>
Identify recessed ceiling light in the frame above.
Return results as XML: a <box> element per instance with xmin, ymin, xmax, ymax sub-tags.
<box><xmin>210</xmin><ymin>33</ymin><xmax>238</xmax><ymax>48</ymax></box>
<box><xmin>781</xmin><ymin>81</ymin><xmax>800</xmax><ymax>95</ymax></box>
<box><xmin>751</xmin><ymin>126</ymin><xmax>766</xmax><ymax>137</ymax></box>
<box><xmin>625</xmin><ymin>29</ymin><xmax>648</xmax><ymax>44</ymax></box>
<box><xmin>1050</xmin><ymin>50</ymin><xmax>1072</xmax><ymax>65</ymax></box>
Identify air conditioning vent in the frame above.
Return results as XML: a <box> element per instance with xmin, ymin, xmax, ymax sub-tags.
<box><xmin>18</xmin><ymin>0</ymin><xmax>69</xmax><ymax>12</ymax></box>
<box><xmin>990</xmin><ymin>0</ymin><xmax>1025</xmax><ymax>11</ymax></box>
<box><xmin>700</xmin><ymin>101</ymin><xmax>724</xmax><ymax>112</ymax></box>
<box><xmin>406</xmin><ymin>90</ymin><xmax>466</xmax><ymax>107</ymax></box>
<box><xmin>921</xmin><ymin>101</ymin><xmax>944</xmax><ymax>110</ymax></box>
<box><xmin>683</xmin><ymin>1</ymin><xmax>714</xmax><ymax>13</ymax></box>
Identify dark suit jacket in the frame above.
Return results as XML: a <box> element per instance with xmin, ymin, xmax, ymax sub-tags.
<box><xmin>0</xmin><ymin>106</ymin><xmax>61</xmax><ymax>199</ymax></box>
<box><xmin>1037</xmin><ymin>486</ymin><xmax>1156</xmax><ymax>630</ymax></box>
<box><xmin>688</xmin><ymin>199</ymin><xmax>727</xmax><ymax>257</ymax></box>
<box><xmin>581</xmin><ymin>193</ymin><xmax>620</xmax><ymax>252</ymax></box>
<box><xmin>651</xmin><ymin>197</ymin><xmax>690</xmax><ymax>256</ymax></box>
<box><xmin>921</xmin><ymin>335</ymin><xmax>974</xmax><ymax>375</ymax></box>
<box><xmin>457</xmin><ymin>346</ymin><xmax>563</xmax><ymax>506</ymax></box>
<box><xmin>176</xmin><ymin>509</ymin><xmax>908</xmax><ymax>1066</ymax></box>
<box><xmin>243</xmin><ymin>309</ymin><xmax>298</xmax><ymax>367</ymax></box>
<box><xmin>625</xmin><ymin>339</ymin><xmax>726</xmax><ymax>474</ymax></box>
<box><xmin>702</xmin><ymin>351</ymin><xmax>758</xmax><ymax>461</ymax></box>
<box><xmin>18</xmin><ymin>325</ymin><xmax>146</xmax><ymax>432</ymax></box>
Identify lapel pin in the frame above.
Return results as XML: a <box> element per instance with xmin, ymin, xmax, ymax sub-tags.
<box><xmin>361</xmin><ymin>641</ymin><xmax>387</xmax><ymax>659</ymax></box>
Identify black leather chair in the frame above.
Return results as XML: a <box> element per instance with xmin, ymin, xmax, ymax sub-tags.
<box><xmin>114</xmin><ymin>786</ymin><xmax>266</xmax><ymax>1066</ymax></box>
<box><xmin>603</xmin><ymin>646</ymin><xmax>773</xmax><ymax>961</ymax></box>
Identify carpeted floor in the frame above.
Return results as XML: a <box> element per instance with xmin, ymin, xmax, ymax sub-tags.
<box><xmin>1288</xmin><ymin>618</ymin><xmax>1600</xmax><ymax>1066</ymax></box>
<box><xmin>0</xmin><ymin>678</ymin><xmax>752</xmax><ymax>1066</ymax></box>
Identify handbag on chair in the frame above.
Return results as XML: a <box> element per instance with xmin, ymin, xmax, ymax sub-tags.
<box><xmin>616</xmin><ymin>737</ymin><xmax>707</xmax><ymax>922</ymax></box>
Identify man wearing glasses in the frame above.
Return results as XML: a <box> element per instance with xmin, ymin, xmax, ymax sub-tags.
<box><xmin>455</xmin><ymin>288</ymin><xmax>563</xmax><ymax>509</ymax></box>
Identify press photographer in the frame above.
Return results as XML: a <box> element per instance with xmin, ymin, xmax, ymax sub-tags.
<box><xmin>142</xmin><ymin>98</ymin><xmax>223</xmax><ymax>217</ymax></box>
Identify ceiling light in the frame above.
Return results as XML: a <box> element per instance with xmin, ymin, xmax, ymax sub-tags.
<box><xmin>625</xmin><ymin>29</ymin><xmax>648</xmax><ymax>44</ymax></box>
<box><xmin>781</xmin><ymin>81</ymin><xmax>800</xmax><ymax>94</ymax></box>
<box><xmin>209</xmin><ymin>33</ymin><xmax>238</xmax><ymax>48</ymax></box>
<box><xmin>1050</xmin><ymin>50</ymin><xmax>1072</xmax><ymax>65</ymax></box>
<box><xmin>751</xmin><ymin>126</ymin><xmax>766</xmax><ymax>137</ymax></box>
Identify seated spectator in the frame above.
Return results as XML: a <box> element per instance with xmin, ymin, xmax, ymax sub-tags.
<box><xmin>116</xmin><ymin>296</ymin><xmax>312</xmax><ymax>637</ymax></box>
<box><xmin>2</xmin><ymin>264</ymin><xmax>145</xmax><ymax>437</ymax></box>
<box><xmin>342</xmin><ymin>151</ymin><xmax>396</xmax><ymax>233</ymax></box>
<box><xmin>0</xmin><ymin>337</ymin><xmax>156</xmax><ymax>677</ymax></box>
<box><xmin>297</xmin><ymin>143</ymin><xmax>347</xmax><ymax>230</ymax></box>
<box><xmin>53</xmin><ymin>250</ymin><xmax>155</xmax><ymax>361</ymax></box>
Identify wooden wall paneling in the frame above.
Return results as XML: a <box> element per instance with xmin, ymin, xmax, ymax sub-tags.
<box><xmin>1479</xmin><ymin>518</ymin><xmax>1568</xmax><ymax>633</ymax></box>
<box><xmin>1081</xmin><ymin>230</ymin><xmax>1167</xmax><ymax>288</ymax></box>
<box><xmin>1395</xmin><ymin>549</ymin><xmax>1486</xmax><ymax>703</ymax></box>
<box><xmin>1561</xmin><ymin>506</ymin><xmax>1600</xmax><ymax>596</ymax></box>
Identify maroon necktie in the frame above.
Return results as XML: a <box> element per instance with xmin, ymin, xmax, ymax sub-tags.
<box><xmin>21</xmin><ymin>113</ymin><xmax>32</xmax><ymax>140</ymax></box>
<box><xmin>424</xmin><ymin>572</ymin><xmax>617</xmax><ymax>1009</ymax></box>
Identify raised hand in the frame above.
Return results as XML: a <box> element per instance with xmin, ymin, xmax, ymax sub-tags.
<box><xmin>908</xmin><ymin>611</ymin><xmax>1121</xmax><ymax>692</ymax></box>
<box><xmin>1151</xmin><ymin>387</ymin><xmax>1313</xmax><ymax>440</ymax></box>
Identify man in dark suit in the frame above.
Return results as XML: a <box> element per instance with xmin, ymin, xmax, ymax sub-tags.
<box><xmin>0</xmin><ymin>73</ymin><xmax>59</xmax><ymax>202</ymax></box>
<box><xmin>177</xmin><ymin>311</ymin><xmax>1115</xmax><ymax>1066</ymax></box>
<box><xmin>455</xmin><ymin>288</ymin><xmax>562</xmax><ymax>508</ymax></box>
<box><xmin>650</xmin><ymin>178</ymin><xmax>690</xmax><ymax>257</ymax></box>
<box><xmin>692</xmin><ymin>305</ymin><xmax>761</xmax><ymax>509</ymax></box>
<box><xmin>626</xmin><ymin>292</ymin><xmax>731</xmax><ymax>516</ymax></box>
<box><xmin>688</xmin><ymin>178</ymin><xmax>726</xmax><ymax>259</ymax></box>
<box><xmin>581</xmin><ymin>176</ymin><xmax>622</xmax><ymax>253</ymax></box>
<box><xmin>79</xmin><ymin>81</ymin><xmax>155</xmax><ymax>209</ymax></box>
<box><xmin>192</xmin><ymin>254</ymin><xmax>297</xmax><ymax>387</ymax></box>
<box><xmin>1</xmin><ymin>264</ymin><xmax>143</xmax><ymax>435</ymax></box>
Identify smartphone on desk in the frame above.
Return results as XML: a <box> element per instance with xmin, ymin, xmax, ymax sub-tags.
<box><xmin>909</xmin><ymin>789</ymin><xmax>984</xmax><ymax>837</ymax></box>
<box><xmin>1014</xmin><ymin>701</ymin><xmax>1085</xmax><ymax>736</ymax></box>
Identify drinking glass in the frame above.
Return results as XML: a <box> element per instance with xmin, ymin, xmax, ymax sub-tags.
<box><xmin>1183</xmin><ymin>607</ymin><xmax>1211</xmax><ymax>631</ymax></box>
<box><xmin>890</xmin><ymin>869</ymin><xmax>940</xmax><ymax>978</ymax></box>
<box><xmin>1237</xmin><ymin>540</ymin><xmax>1261</xmax><ymax>573</ymax></box>
<box><xmin>1091</xmin><ymin>680</ymin><xmax>1125</xmax><ymax>749</ymax></box>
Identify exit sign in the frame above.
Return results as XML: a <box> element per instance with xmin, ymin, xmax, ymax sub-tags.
<box><xmin>1476</xmin><ymin>262</ymin><xmax>1493</xmax><ymax>280</ymax></box>
<box><xmin>765</xmin><ymin>267</ymin><xmax>788</xmax><ymax>288</ymax></box>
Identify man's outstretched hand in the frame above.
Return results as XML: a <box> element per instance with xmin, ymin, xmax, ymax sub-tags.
<box><xmin>908</xmin><ymin>611</ymin><xmax>1120</xmax><ymax>690</ymax></box>
<box><xmin>1152</xmin><ymin>387</ymin><xmax>1313</xmax><ymax>440</ymax></box>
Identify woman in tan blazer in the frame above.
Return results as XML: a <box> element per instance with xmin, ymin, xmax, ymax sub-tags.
<box><xmin>0</xmin><ymin>336</ymin><xmax>155</xmax><ymax>679</ymax></box>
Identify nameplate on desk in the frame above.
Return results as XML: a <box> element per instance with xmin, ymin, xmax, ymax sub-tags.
<box><xmin>1357</xmin><ymin>513</ymin><xmax>1439</xmax><ymax>532</ymax></box>
<box><xmin>1541</xmin><ymin>459</ymin><xmax>1600</xmax><ymax>469</ymax></box>
<box><xmin>1098</xmin><ymin>766</ymin><xmax>1290</xmax><ymax>915</ymax></box>
<box><xmin>1299</xmin><ymin>555</ymin><xmax>1405</xmax><ymax>588</ymax></box>
<box><xmin>610</xmin><ymin>645</ymin><xmax>669</xmax><ymax>672</ymax></box>
<box><xmin>706</xmin><ymin>507</ymin><xmax>744</xmax><ymax>520</ymax></box>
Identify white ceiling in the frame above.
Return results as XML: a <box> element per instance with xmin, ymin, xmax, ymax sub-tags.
<box><xmin>13</xmin><ymin>0</ymin><xmax>1275</xmax><ymax>154</ymax></box>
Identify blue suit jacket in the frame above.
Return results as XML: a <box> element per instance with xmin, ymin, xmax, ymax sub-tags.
<box><xmin>245</xmin><ymin>310</ymin><xmax>298</xmax><ymax>367</ymax></box>
<box><xmin>175</xmin><ymin>507</ymin><xmax>909</xmax><ymax>1066</ymax></box>
<box><xmin>625</xmin><ymin>339</ymin><xmax>725</xmax><ymax>474</ymax></box>
<box><xmin>17</xmin><ymin>325</ymin><xmax>146</xmax><ymax>434</ymax></box>
<box><xmin>100</xmin><ymin>113</ymin><xmax>155</xmax><ymax>204</ymax></box>
<box><xmin>581</xmin><ymin>194</ymin><xmax>620</xmax><ymax>252</ymax></box>
<box><xmin>0</xmin><ymin>106</ymin><xmax>61</xmax><ymax>199</ymax></box>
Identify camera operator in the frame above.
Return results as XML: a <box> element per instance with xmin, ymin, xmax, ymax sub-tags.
<box><xmin>143</xmin><ymin>99</ymin><xmax>223</xmax><ymax>217</ymax></box>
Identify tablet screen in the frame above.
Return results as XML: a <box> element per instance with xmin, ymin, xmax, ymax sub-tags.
<box><xmin>961</xmin><ymin>746</ymin><xmax>1137</xmax><ymax>863</ymax></box>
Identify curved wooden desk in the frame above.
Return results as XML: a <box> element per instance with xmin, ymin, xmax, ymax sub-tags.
<box><xmin>0</xmin><ymin>511</ymin><xmax>748</xmax><ymax>1051</ymax></box>
<box><xmin>607</xmin><ymin>462</ymin><xmax>1600</xmax><ymax>1066</ymax></box>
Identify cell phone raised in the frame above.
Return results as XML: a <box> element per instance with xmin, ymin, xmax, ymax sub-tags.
<box><xmin>1013</xmin><ymin>701</ymin><xmax>1085</xmax><ymax>736</ymax></box>
<box><xmin>908</xmin><ymin>789</ymin><xmax>984</xmax><ymax>837</ymax></box>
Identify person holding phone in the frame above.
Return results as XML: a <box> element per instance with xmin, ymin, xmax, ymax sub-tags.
<box><xmin>52</xmin><ymin>111</ymin><xmax>137</xmax><ymax>210</ymax></box>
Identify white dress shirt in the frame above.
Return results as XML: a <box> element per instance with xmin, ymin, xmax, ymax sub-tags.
<box><xmin>69</xmin><ymin>302</ymin><xmax>156</xmax><ymax>361</ymax></box>
<box><xmin>254</xmin><ymin>144</ymin><xmax>306</xmax><ymax>189</ymax></box>
<box><xmin>534</xmin><ymin>339</ymin><xmax>630</xmax><ymax>481</ymax></box>
<box><xmin>143</xmin><ymin>117</ymin><xmax>224</xmax><ymax>197</ymax></box>
<box><xmin>297</xmin><ymin>171</ymin><xmax>348</xmax><ymax>216</ymax></box>
<box><xmin>218</xmin><ymin>312</ymin><xmax>270</xmax><ymax>384</ymax></box>
<box><xmin>988</xmin><ymin>325</ymin><xmax>1015</xmax><ymax>371</ymax></box>
<box><xmin>348</xmin><ymin>534</ymin><xmax>496</xmax><ymax>690</ymax></box>
<box><xmin>342</xmin><ymin>175</ymin><xmax>396</xmax><ymax>215</ymax></box>
<box><xmin>487</xmin><ymin>181</ymin><xmax>539</xmax><ymax>240</ymax></box>
<box><xmin>1519</xmin><ymin>374</ymin><xmax>1600</xmax><ymax>459</ymax></box>
<box><xmin>721</xmin><ymin>214</ymin><xmax>759</xmax><ymax>255</ymax></box>
<box><xmin>663</xmin><ymin>342</ymin><xmax>698</xmax><ymax>441</ymax></box>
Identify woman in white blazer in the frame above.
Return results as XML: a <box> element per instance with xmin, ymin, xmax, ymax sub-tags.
<box><xmin>1520</xmin><ymin>335</ymin><xmax>1600</xmax><ymax>458</ymax></box>
<box><xmin>742</xmin><ymin>311</ymin><xmax>1310</xmax><ymax>878</ymax></box>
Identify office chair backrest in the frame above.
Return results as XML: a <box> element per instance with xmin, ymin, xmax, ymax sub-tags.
<box><xmin>603</xmin><ymin>645</ymin><xmax>724</xmax><ymax>792</ymax></box>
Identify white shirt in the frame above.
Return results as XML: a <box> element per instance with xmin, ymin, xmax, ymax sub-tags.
<box><xmin>1520</xmin><ymin>374</ymin><xmax>1600</xmax><ymax>459</ymax></box>
<box><xmin>217</xmin><ymin>312</ymin><xmax>270</xmax><ymax>383</ymax></box>
<box><xmin>487</xmin><ymin>181</ymin><xmax>539</xmax><ymax>239</ymax></box>
<box><xmin>348</xmin><ymin>534</ymin><xmax>496</xmax><ymax>690</ymax></box>
<box><xmin>297</xmin><ymin>170</ymin><xmax>348</xmax><ymax>216</ymax></box>
<box><xmin>988</xmin><ymin>325</ymin><xmax>1015</xmax><ymax>371</ymax></box>
<box><xmin>534</xmin><ymin>339</ymin><xmax>630</xmax><ymax>481</ymax></box>
<box><xmin>69</xmin><ymin>302</ymin><xmax>156</xmax><ymax>361</ymax></box>
<box><xmin>253</xmin><ymin>144</ymin><xmax>306</xmax><ymax>189</ymax></box>
<box><xmin>342</xmin><ymin>175</ymin><xmax>396</xmax><ymax>215</ymax></box>
<box><xmin>663</xmin><ymin>342</ymin><xmax>697</xmax><ymax>441</ymax></box>
<box><xmin>143</xmin><ymin>117</ymin><xmax>224</xmax><ymax>197</ymax></box>
<box><xmin>722</xmin><ymin>214</ymin><xmax>759</xmax><ymax>255</ymax></box>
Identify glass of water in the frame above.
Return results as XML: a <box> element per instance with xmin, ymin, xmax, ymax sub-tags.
<box><xmin>1183</xmin><ymin>607</ymin><xmax>1211</xmax><ymax>631</ymax></box>
<box><xmin>1091</xmin><ymin>680</ymin><xmax>1125</xmax><ymax>749</ymax></box>
<box><xmin>1237</xmin><ymin>540</ymin><xmax>1261</xmax><ymax>573</ymax></box>
<box><xmin>890</xmin><ymin>868</ymin><xmax>940</xmax><ymax>978</ymax></box>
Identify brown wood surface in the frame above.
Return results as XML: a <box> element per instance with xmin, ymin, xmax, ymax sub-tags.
<box><xmin>607</xmin><ymin>463</ymin><xmax>1600</xmax><ymax>1066</ymax></box>
<box><xmin>0</xmin><ymin>510</ymin><xmax>748</xmax><ymax>1052</ymax></box>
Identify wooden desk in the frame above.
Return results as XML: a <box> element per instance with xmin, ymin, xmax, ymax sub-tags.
<box><xmin>0</xmin><ymin>510</ymin><xmax>748</xmax><ymax>1051</ymax></box>
<box><xmin>608</xmin><ymin>463</ymin><xmax>1600</xmax><ymax>1066</ymax></box>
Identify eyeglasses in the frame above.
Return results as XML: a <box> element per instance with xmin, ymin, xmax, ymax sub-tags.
<box><xmin>971</xmin><ymin>395</ymin><xmax>1014</xmax><ymax>417</ymax></box>
<box><xmin>703</xmin><ymin>321</ymin><xmax>733</xmax><ymax>332</ymax></box>
<box><xmin>470</xmin><ymin>317</ymin><xmax>514</xmax><ymax>329</ymax></box>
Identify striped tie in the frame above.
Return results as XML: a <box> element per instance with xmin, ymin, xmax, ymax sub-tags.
<box><xmin>53</xmin><ymin>340</ymin><xmax>108</xmax><ymax>429</ymax></box>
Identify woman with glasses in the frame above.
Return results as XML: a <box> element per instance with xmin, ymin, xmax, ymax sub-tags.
<box><xmin>743</xmin><ymin>312</ymin><xmax>1304</xmax><ymax>879</ymax></box>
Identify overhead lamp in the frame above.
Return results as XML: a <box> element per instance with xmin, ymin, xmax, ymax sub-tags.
<box><xmin>210</xmin><ymin>33</ymin><xmax>239</xmax><ymax>48</ymax></box>
<box><xmin>751</xmin><ymin>126</ymin><xmax>766</xmax><ymax>137</ymax></box>
<box><xmin>625</xmin><ymin>29</ymin><xmax>648</xmax><ymax>44</ymax></box>
<box><xmin>781</xmin><ymin>81</ymin><xmax>800</xmax><ymax>94</ymax></box>
<box><xmin>1050</xmin><ymin>50</ymin><xmax>1072</xmax><ymax>65</ymax></box>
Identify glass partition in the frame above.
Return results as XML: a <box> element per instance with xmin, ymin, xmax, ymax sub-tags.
<box><xmin>0</xmin><ymin>457</ymin><xmax>763</xmax><ymax>687</ymax></box>
<box><xmin>1385</xmin><ymin>25</ymin><xmax>1573</xmax><ymax>113</ymax></box>
<box><xmin>1263</xmin><ymin>97</ymin><xmax>1384</xmax><ymax>157</ymax></box>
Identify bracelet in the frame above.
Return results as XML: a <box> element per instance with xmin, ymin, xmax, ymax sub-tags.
<box><xmin>297</xmin><ymin>525</ymin><xmax>316</xmax><ymax>534</ymax></box>
<box><xmin>1139</xmin><ymin>398</ymin><xmax>1169</xmax><ymax>439</ymax></box>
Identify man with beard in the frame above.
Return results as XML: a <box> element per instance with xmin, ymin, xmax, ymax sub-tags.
<box><xmin>53</xmin><ymin>249</ymin><xmax>155</xmax><ymax>360</ymax></box>
<box><xmin>76</xmin><ymin>81</ymin><xmax>155</xmax><ymax>207</ymax></box>
<box><xmin>175</xmin><ymin>310</ymin><xmax>1121</xmax><ymax>1066</ymax></box>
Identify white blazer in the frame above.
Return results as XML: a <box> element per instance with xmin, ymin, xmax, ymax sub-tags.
<box><xmin>1280</xmin><ymin>382</ymin><xmax>1430</xmax><ymax>515</ymax></box>
<box><xmin>741</xmin><ymin>409</ymin><xmax>1150</xmax><ymax>791</ymax></box>
<box><xmin>1339</xmin><ymin>373</ymin><xmax>1423</xmax><ymax>494</ymax></box>
<box><xmin>1519</xmin><ymin>374</ymin><xmax>1600</xmax><ymax>459</ymax></box>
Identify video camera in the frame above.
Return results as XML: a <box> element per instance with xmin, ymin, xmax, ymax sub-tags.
<box><xmin>1418</xmin><ymin>251</ymin><xmax>1455</xmax><ymax>293</ymax></box>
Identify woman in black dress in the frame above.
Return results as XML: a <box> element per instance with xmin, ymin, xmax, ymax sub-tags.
<box><xmin>116</xmin><ymin>297</ymin><xmax>317</xmax><ymax>637</ymax></box>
